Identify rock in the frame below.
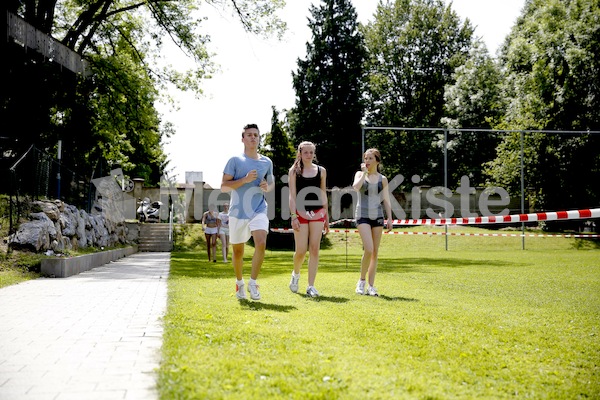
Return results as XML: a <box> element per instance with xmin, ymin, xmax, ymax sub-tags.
<box><xmin>31</xmin><ymin>201</ymin><xmax>60</xmax><ymax>221</ymax></box>
<box><xmin>10</xmin><ymin>217</ymin><xmax>52</xmax><ymax>251</ymax></box>
<box><xmin>11</xmin><ymin>200</ymin><xmax>132</xmax><ymax>253</ymax></box>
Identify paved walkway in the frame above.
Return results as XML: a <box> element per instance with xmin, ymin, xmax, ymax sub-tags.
<box><xmin>0</xmin><ymin>252</ymin><xmax>170</xmax><ymax>400</ymax></box>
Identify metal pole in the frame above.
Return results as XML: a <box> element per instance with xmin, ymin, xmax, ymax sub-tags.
<box><xmin>343</xmin><ymin>220</ymin><xmax>349</xmax><ymax>269</ymax></box>
<box><xmin>520</xmin><ymin>131</ymin><xmax>525</xmax><ymax>250</ymax></box>
<box><xmin>444</xmin><ymin>129</ymin><xmax>448</xmax><ymax>251</ymax></box>
<box><xmin>361</xmin><ymin>127</ymin><xmax>365</xmax><ymax>157</ymax></box>
<box><xmin>57</xmin><ymin>140</ymin><xmax>62</xmax><ymax>200</ymax></box>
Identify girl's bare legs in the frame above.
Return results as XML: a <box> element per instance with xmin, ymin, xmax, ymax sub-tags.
<box><xmin>357</xmin><ymin>224</ymin><xmax>384</xmax><ymax>287</ymax></box>
<box><xmin>208</xmin><ymin>234</ymin><xmax>217</xmax><ymax>261</ymax></box>
<box><xmin>205</xmin><ymin>233</ymin><xmax>212</xmax><ymax>261</ymax></box>
<box><xmin>219</xmin><ymin>233</ymin><xmax>229</xmax><ymax>262</ymax></box>
<box><xmin>307</xmin><ymin>221</ymin><xmax>324</xmax><ymax>286</ymax></box>
<box><xmin>357</xmin><ymin>224</ymin><xmax>374</xmax><ymax>281</ymax></box>
<box><xmin>292</xmin><ymin>224</ymin><xmax>309</xmax><ymax>275</ymax></box>
<box><xmin>367</xmin><ymin>227</ymin><xmax>384</xmax><ymax>286</ymax></box>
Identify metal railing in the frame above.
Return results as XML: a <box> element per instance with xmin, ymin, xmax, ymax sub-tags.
<box><xmin>6</xmin><ymin>145</ymin><xmax>92</xmax><ymax>236</ymax></box>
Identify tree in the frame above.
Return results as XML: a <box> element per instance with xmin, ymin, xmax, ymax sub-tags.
<box><xmin>485</xmin><ymin>0</ymin><xmax>600</xmax><ymax>220</ymax></box>
<box><xmin>443</xmin><ymin>39</ymin><xmax>504</xmax><ymax>130</ymax></box>
<box><xmin>261</xmin><ymin>107</ymin><xmax>295</xmax><ymax>228</ymax></box>
<box><xmin>290</xmin><ymin>0</ymin><xmax>367</xmax><ymax>188</ymax></box>
<box><xmin>362</xmin><ymin>0</ymin><xmax>473</xmax><ymax>186</ymax></box>
<box><xmin>1</xmin><ymin>0</ymin><xmax>285</xmax><ymax>187</ymax></box>
<box><xmin>441</xmin><ymin>39</ymin><xmax>505</xmax><ymax>186</ymax></box>
<box><xmin>499</xmin><ymin>0</ymin><xmax>600</xmax><ymax>130</ymax></box>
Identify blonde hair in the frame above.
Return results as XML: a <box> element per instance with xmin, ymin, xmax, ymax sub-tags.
<box><xmin>364</xmin><ymin>148</ymin><xmax>382</xmax><ymax>172</ymax></box>
<box><xmin>291</xmin><ymin>141</ymin><xmax>317</xmax><ymax>175</ymax></box>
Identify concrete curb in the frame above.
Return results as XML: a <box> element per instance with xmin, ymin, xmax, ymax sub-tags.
<box><xmin>40</xmin><ymin>245</ymin><xmax>138</xmax><ymax>277</ymax></box>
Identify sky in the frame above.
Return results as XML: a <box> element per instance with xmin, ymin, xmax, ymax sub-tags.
<box><xmin>157</xmin><ymin>0</ymin><xmax>526</xmax><ymax>188</ymax></box>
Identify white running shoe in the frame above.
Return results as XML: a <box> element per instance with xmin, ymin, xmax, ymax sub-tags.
<box><xmin>367</xmin><ymin>286</ymin><xmax>379</xmax><ymax>297</ymax></box>
<box><xmin>236</xmin><ymin>282</ymin><xmax>246</xmax><ymax>300</ymax></box>
<box><xmin>289</xmin><ymin>273</ymin><xmax>300</xmax><ymax>293</ymax></box>
<box><xmin>247</xmin><ymin>282</ymin><xmax>261</xmax><ymax>300</ymax></box>
<box><xmin>306</xmin><ymin>286</ymin><xmax>319</xmax><ymax>298</ymax></box>
<box><xmin>355</xmin><ymin>279</ymin><xmax>366</xmax><ymax>295</ymax></box>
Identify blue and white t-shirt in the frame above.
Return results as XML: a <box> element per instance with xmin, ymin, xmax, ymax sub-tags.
<box><xmin>223</xmin><ymin>153</ymin><xmax>274</xmax><ymax>219</ymax></box>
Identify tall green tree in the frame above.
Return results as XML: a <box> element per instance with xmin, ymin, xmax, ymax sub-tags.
<box><xmin>362</xmin><ymin>0</ymin><xmax>473</xmax><ymax>185</ymax></box>
<box><xmin>290</xmin><ymin>0</ymin><xmax>367</xmax><ymax>188</ymax></box>
<box><xmin>1</xmin><ymin>0</ymin><xmax>285</xmax><ymax>187</ymax></box>
<box><xmin>443</xmin><ymin>39</ymin><xmax>504</xmax><ymax>130</ymax></box>
<box><xmin>499</xmin><ymin>0</ymin><xmax>600</xmax><ymax>130</ymax></box>
<box><xmin>441</xmin><ymin>39</ymin><xmax>505</xmax><ymax>186</ymax></box>
<box><xmin>485</xmin><ymin>0</ymin><xmax>600</xmax><ymax>219</ymax></box>
<box><xmin>262</xmin><ymin>107</ymin><xmax>295</xmax><ymax>228</ymax></box>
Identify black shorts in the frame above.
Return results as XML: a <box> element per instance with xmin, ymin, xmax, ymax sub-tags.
<box><xmin>355</xmin><ymin>217</ymin><xmax>384</xmax><ymax>228</ymax></box>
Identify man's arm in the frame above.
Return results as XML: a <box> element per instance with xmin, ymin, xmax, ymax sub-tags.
<box><xmin>221</xmin><ymin>172</ymin><xmax>255</xmax><ymax>193</ymax></box>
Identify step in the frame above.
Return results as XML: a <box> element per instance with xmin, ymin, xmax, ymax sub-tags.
<box><xmin>137</xmin><ymin>223</ymin><xmax>173</xmax><ymax>252</ymax></box>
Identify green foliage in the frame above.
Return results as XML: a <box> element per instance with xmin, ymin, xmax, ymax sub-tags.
<box><xmin>81</xmin><ymin>54</ymin><xmax>167</xmax><ymax>184</ymax></box>
<box><xmin>499</xmin><ymin>0</ymin><xmax>600</xmax><ymax>130</ymax></box>
<box><xmin>291</xmin><ymin>0</ymin><xmax>367</xmax><ymax>188</ymax></box>
<box><xmin>159</xmin><ymin>232</ymin><xmax>600</xmax><ymax>398</ymax></box>
<box><xmin>172</xmin><ymin>223</ymin><xmax>205</xmax><ymax>252</ymax></box>
<box><xmin>0</xmin><ymin>251</ymin><xmax>42</xmax><ymax>288</ymax></box>
<box><xmin>443</xmin><ymin>40</ymin><xmax>505</xmax><ymax>130</ymax></box>
<box><xmin>362</xmin><ymin>0</ymin><xmax>474</xmax><ymax>185</ymax></box>
<box><xmin>440</xmin><ymin>40</ymin><xmax>505</xmax><ymax>186</ymax></box>
<box><xmin>484</xmin><ymin>130</ymin><xmax>600</xmax><ymax>220</ymax></box>
<box><xmin>486</xmin><ymin>0</ymin><xmax>600</xmax><ymax>213</ymax></box>
<box><xmin>2</xmin><ymin>0</ymin><xmax>286</xmax><ymax>188</ymax></box>
<box><xmin>262</xmin><ymin>107</ymin><xmax>296</xmax><ymax>228</ymax></box>
<box><xmin>363</xmin><ymin>0</ymin><xmax>473</xmax><ymax>128</ymax></box>
<box><xmin>0</xmin><ymin>195</ymin><xmax>43</xmax><ymax>288</ymax></box>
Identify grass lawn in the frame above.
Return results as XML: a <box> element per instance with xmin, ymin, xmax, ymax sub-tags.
<box><xmin>0</xmin><ymin>251</ymin><xmax>42</xmax><ymax>289</ymax></box>
<box><xmin>159</xmin><ymin>227</ymin><xmax>599</xmax><ymax>399</ymax></box>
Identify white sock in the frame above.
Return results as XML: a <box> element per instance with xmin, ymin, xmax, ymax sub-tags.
<box><xmin>236</xmin><ymin>279</ymin><xmax>244</xmax><ymax>286</ymax></box>
<box><xmin>249</xmin><ymin>278</ymin><xmax>257</xmax><ymax>286</ymax></box>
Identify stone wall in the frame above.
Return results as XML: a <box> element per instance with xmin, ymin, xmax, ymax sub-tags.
<box><xmin>9</xmin><ymin>200</ymin><xmax>131</xmax><ymax>253</ymax></box>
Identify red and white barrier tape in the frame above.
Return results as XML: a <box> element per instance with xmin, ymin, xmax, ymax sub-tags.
<box><xmin>269</xmin><ymin>228</ymin><xmax>598</xmax><ymax>238</ymax></box>
<box><xmin>391</xmin><ymin>208</ymin><xmax>600</xmax><ymax>225</ymax></box>
<box><xmin>270</xmin><ymin>208</ymin><xmax>599</xmax><ymax>237</ymax></box>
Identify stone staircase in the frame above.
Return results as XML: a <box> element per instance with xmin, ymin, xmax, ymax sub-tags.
<box><xmin>138</xmin><ymin>223</ymin><xmax>173</xmax><ymax>252</ymax></box>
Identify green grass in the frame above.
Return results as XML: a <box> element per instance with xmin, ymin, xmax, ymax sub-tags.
<box><xmin>0</xmin><ymin>251</ymin><xmax>42</xmax><ymax>288</ymax></box>
<box><xmin>158</xmin><ymin>228</ymin><xmax>600</xmax><ymax>399</ymax></box>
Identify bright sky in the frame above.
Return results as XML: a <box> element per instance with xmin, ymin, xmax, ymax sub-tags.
<box><xmin>157</xmin><ymin>0</ymin><xmax>525</xmax><ymax>188</ymax></box>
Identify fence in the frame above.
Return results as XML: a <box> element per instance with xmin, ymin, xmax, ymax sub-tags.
<box><xmin>5</xmin><ymin>145</ymin><xmax>93</xmax><ymax>236</ymax></box>
<box><xmin>361</xmin><ymin>127</ymin><xmax>600</xmax><ymax>249</ymax></box>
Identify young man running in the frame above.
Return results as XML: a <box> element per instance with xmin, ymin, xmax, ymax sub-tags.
<box><xmin>221</xmin><ymin>124</ymin><xmax>274</xmax><ymax>300</ymax></box>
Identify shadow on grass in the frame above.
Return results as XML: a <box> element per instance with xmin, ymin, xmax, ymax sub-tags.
<box><xmin>169</xmin><ymin>252</ymin><xmax>524</xmax><ymax>281</ymax></box>
<box><xmin>380</xmin><ymin>257</ymin><xmax>524</xmax><ymax>271</ymax></box>
<box><xmin>311</xmin><ymin>293</ymin><xmax>418</xmax><ymax>302</ymax></box>
<box><xmin>377</xmin><ymin>294</ymin><xmax>419</xmax><ymax>302</ymax></box>
<box><xmin>319</xmin><ymin>256</ymin><xmax>524</xmax><ymax>274</ymax></box>
<box><xmin>572</xmin><ymin>238</ymin><xmax>600</xmax><ymax>250</ymax></box>
<box><xmin>238</xmin><ymin>300</ymin><xmax>297</xmax><ymax>312</ymax></box>
<box><xmin>303</xmin><ymin>295</ymin><xmax>350</xmax><ymax>303</ymax></box>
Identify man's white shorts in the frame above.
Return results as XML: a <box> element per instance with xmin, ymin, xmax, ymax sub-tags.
<box><xmin>229</xmin><ymin>213</ymin><xmax>269</xmax><ymax>244</ymax></box>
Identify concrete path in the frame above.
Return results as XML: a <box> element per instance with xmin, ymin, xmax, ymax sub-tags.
<box><xmin>0</xmin><ymin>252</ymin><xmax>170</xmax><ymax>400</ymax></box>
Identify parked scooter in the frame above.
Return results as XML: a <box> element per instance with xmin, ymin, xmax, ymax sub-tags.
<box><xmin>137</xmin><ymin>197</ymin><xmax>163</xmax><ymax>223</ymax></box>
